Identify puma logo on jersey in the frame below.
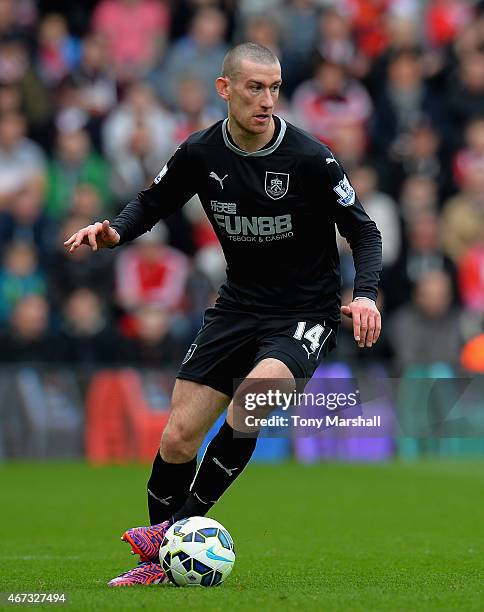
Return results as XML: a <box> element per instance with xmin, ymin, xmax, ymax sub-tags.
<box><xmin>326</xmin><ymin>156</ymin><xmax>338</xmax><ymax>165</ymax></box>
<box><xmin>213</xmin><ymin>457</ymin><xmax>238</xmax><ymax>476</ymax></box>
<box><xmin>209</xmin><ymin>171</ymin><xmax>228</xmax><ymax>189</ymax></box>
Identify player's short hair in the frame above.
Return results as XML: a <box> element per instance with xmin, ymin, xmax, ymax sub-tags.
<box><xmin>222</xmin><ymin>43</ymin><xmax>279</xmax><ymax>80</ymax></box>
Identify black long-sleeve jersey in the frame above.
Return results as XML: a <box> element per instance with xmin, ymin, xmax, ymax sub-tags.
<box><xmin>111</xmin><ymin>116</ymin><xmax>382</xmax><ymax>324</ymax></box>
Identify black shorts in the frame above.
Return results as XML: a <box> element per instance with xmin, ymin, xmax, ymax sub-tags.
<box><xmin>177</xmin><ymin>307</ymin><xmax>337</xmax><ymax>397</ymax></box>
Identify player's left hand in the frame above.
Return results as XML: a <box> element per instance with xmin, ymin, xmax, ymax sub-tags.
<box><xmin>341</xmin><ymin>298</ymin><xmax>381</xmax><ymax>348</ymax></box>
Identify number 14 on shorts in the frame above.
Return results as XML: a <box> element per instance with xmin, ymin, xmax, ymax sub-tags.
<box><xmin>293</xmin><ymin>322</ymin><xmax>326</xmax><ymax>357</ymax></box>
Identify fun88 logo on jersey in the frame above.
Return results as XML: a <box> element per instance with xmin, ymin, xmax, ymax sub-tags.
<box><xmin>210</xmin><ymin>201</ymin><xmax>293</xmax><ymax>242</ymax></box>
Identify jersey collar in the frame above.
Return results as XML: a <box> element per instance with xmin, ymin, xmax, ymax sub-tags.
<box><xmin>222</xmin><ymin>115</ymin><xmax>287</xmax><ymax>157</ymax></box>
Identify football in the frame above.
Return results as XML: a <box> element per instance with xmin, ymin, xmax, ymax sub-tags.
<box><xmin>159</xmin><ymin>516</ymin><xmax>236</xmax><ymax>587</ymax></box>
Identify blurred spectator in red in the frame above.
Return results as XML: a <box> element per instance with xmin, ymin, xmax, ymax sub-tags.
<box><xmin>460</xmin><ymin>333</ymin><xmax>484</xmax><ymax>373</ymax></box>
<box><xmin>48</xmin><ymin>215</ymin><xmax>115</xmax><ymax>308</ymax></box>
<box><xmin>115</xmin><ymin>222</ymin><xmax>190</xmax><ymax>313</ymax></box>
<box><xmin>46</xmin><ymin>126</ymin><xmax>109</xmax><ymax>219</ymax></box>
<box><xmin>0</xmin><ymin>39</ymin><xmax>51</xmax><ymax>133</ymax></box>
<box><xmin>350</xmin><ymin>164</ymin><xmax>401</xmax><ymax>267</ymax></box>
<box><xmin>36</xmin><ymin>13</ymin><xmax>80</xmax><ymax>86</ymax></box>
<box><xmin>372</xmin><ymin>50</ymin><xmax>444</xmax><ymax>160</ymax></box>
<box><xmin>292</xmin><ymin>58</ymin><xmax>372</xmax><ymax>146</ymax></box>
<box><xmin>0</xmin><ymin>294</ymin><xmax>57</xmax><ymax>362</ymax></box>
<box><xmin>102</xmin><ymin>81</ymin><xmax>176</xmax><ymax>201</ymax></box>
<box><xmin>343</xmin><ymin>0</ymin><xmax>390</xmax><ymax>60</ymax></box>
<box><xmin>0</xmin><ymin>111</ymin><xmax>46</xmax><ymax>210</ymax></box>
<box><xmin>457</xmin><ymin>230</ymin><xmax>484</xmax><ymax>312</ymax></box>
<box><xmin>120</xmin><ymin>304</ymin><xmax>188</xmax><ymax>367</ymax></box>
<box><xmin>453</xmin><ymin>116</ymin><xmax>484</xmax><ymax>187</ymax></box>
<box><xmin>441</xmin><ymin>166</ymin><xmax>484</xmax><ymax>262</ymax></box>
<box><xmin>0</xmin><ymin>182</ymin><xmax>54</xmax><ymax>265</ymax></box>
<box><xmin>447</xmin><ymin>50</ymin><xmax>484</xmax><ymax>129</ymax></box>
<box><xmin>92</xmin><ymin>0</ymin><xmax>170</xmax><ymax>81</ymax></box>
<box><xmin>57</xmin><ymin>288</ymin><xmax>120</xmax><ymax>365</ymax></box>
<box><xmin>0</xmin><ymin>241</ymin><xmax>45</xmax><ymax>324</ymax></box>
<box><xmin>382</xmin><ymin>212</ymin><xmax>457</xmax><ymax>312</ymax></box>
<box><xmin>425</xmin><ymin>0</ymin><xmax>474</xmax><ymax>48</ymax></box>
<box><xmin>173</xmin><ymin>77</ymin><xmax>222</xmax><ymax>144</ymax></box>
<box><xmin>155</xmin><ymin>7</ymin><xmax>228</xmax><ymax>108</ymax></box>
<box><xmin>389</xmin><ymin>269</ymin><xmax>461</xmax><ymax>371</ymax></box>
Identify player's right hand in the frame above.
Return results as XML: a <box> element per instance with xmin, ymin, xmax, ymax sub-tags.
<box><xmin>64</xmin><ymin>219</ymin><xmax>120</xmax><ymax>253</ymax></box>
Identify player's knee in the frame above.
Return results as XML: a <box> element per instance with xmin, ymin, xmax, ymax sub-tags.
<box><xmin>250</xmin><ymin>357</ymin><xmax>295</xmax><ymax>381</ymax></box>
<box><xmin>160</xmin><ymin>423</ymin><xmax>198</xmax><ymax>463</ymax></box>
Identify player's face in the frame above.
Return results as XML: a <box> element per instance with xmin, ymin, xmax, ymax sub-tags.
<box><xmin>218</xmin><ymin>60</ymin><xmax>282</xmax><ymax>135</ymax></box>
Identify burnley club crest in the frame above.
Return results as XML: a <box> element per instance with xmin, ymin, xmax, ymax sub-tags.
<box><xmin>265</xmin><ymin>172</ymin><xmax>289</xmax><ymax>200</ymax></box>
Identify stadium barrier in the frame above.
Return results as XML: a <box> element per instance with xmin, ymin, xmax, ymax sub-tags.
<box><xmin>86</xmin><ymin>369</ymin><xmax>171</xmax><ymax>463</ymax></box>
<box><xmin>0</xmin><ymin>367</ymin><xmax>84</xmax><ymax>458</ymax></box>
<box><xmin>0</xmin><ymin>365</ymin><xmax>482</xmax><ymax>461</ymax></box>
<box><xmin>396</xmin><ymin>364</ymin><xmax>484</xmax><ymax>459</ymax></box>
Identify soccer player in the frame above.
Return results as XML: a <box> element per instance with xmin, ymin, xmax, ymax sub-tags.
<box><xmin>65</xmin><ymin>43</ymin><xmax>382</xmax><ymax>587</ymax></box>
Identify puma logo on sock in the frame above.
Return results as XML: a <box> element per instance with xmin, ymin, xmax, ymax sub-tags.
<box><xmin>212</xmin><ymin>457</ymin><xmax>239</xmax><ymax>476</ymax></box>
<box><xmin>148</xmin><ymin>489</ymin><xmax>173</xmax><ymax>506</ymax></box>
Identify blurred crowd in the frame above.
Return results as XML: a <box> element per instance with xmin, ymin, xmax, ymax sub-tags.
<box><xmin>0</xmin><ymin>0</ymin><xmax>483</xmax><ymax>374</ymax></box>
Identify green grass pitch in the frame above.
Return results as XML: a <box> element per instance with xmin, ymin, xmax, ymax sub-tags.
<box><xmin>0</xmin><ymin>461</ymin><xmax>483</xmax><ymax>611</ymax></box>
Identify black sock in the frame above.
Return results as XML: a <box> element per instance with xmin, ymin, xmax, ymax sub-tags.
<box><xmin>147</xmin><ymin>452</ymin><xmax>197</xmax><ymax>524</ymax></box>
<box><xmin>172</xmin><ymin>421</ymin><xmax>257</xmax><ymax>521</ymax></box>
